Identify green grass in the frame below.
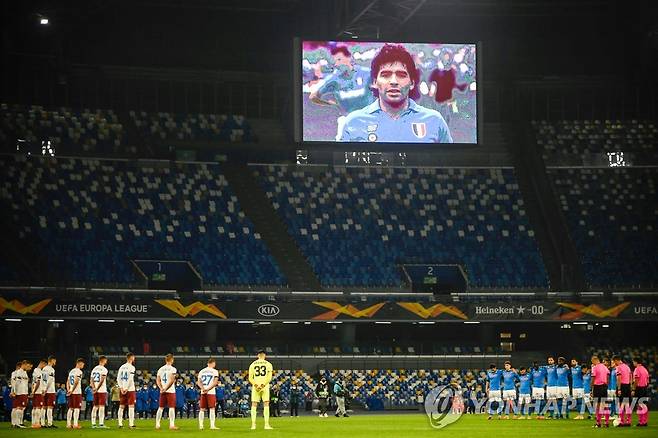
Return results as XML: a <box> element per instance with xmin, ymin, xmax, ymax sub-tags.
<box><xmin>3</xmin><ymin>414</ymin><xmax>654</xmax><ymax>437</ymax></box>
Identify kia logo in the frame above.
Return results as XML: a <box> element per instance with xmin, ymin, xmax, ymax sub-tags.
<box><xmin>258</xmin><ymin>304</ymin><xmax>280</xmax><ymax>317</ymax></box>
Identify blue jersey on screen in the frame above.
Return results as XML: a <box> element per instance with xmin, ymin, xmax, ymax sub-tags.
<box><xmin>339</xmin><ymin>99</ymin><xmax>453</xmax><ymax>143</ymax></box>
<box><xmin>608</xmin><ymin>367</ymin><xmax>616</xmax><ymax>389</ymax></box>
<box><xmin>487</xmin><ymin>369</ymin><xmax>503</xmax><ymax>391</ymax></box>
<box><xmin>316</xmin><ymin>66</ymin><xmax>374</xmax><ymax>115</ymax></box>
<box><xmin>502</xmin><ymin>370</ymin><xmax>519</xmax><ymax>391</ymax></box>
<box><xmin>556</xmin><ymin>365</ymin><xmax>569</xmax><ymax>386</ymax></box>
<box><xmin>519</xmin><ymin>375</ymin><xmax>532</xmax><ymax>395</ymax></box>
<box><xmin>532</xmin><ymin>367</ymin><xmax>546</xmax><ymax>388</ymax></box>
<box><xmin>571</xmin><ymin>365</ymin><xmax>583</xmax><ymax>389</ymax></box>
<box><xmin>302</xmin><ymin>65</ymin><xmax>318</xmax><ymax>85</ymax></box>
<box><xmin>583</xmin><ymin>372</ymin><xmax>592</xmax><ymax>393</ymax></box>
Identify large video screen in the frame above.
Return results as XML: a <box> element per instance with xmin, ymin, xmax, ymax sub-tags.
<box><xmin>300</xmin><ymin>40</ymin><xmax>478</xmax><ymax>144</ymax></box>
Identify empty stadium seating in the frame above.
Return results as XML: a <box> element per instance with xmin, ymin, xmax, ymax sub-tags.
<box><xmin>0</xmin><ymin>155</ymin><xmax>284</xmax><ymax>286</ymax></box>
<box><xmin>0</xmin><ymin>104</ymin><xmax>256</xmax><ymax>157</ymax></box>
<box><xmin>129</xmin><ymin>111</ymin><xmax>253</xmax><ymax>144</ymax></box>
<box><xmin>255</xmin><ymin>165</ymin><xmax>548</xmax><ymax>289</ymax></box>
<box><xmin>0</xmin><ymin>103</ymin><xmax>124</xmax><ymax>154</ymax></box>
<box><xmin>0</xmin><ymin>257</ymin><xmax>18</xmax><ymax>283</ymax></box>
<box><xmin>549</xmin><ymin>167</ymin><xmax>658</xmax><ymax>289</ymax></box>
<box><xmin>88</xmin><ymin>342</ymin><xmax>497</xmax><ymax>357</ymax></box>
<box><xmin>532</xmin><ymin>119</ymin><xmax>658</xmax><ymax>164</ymax></box>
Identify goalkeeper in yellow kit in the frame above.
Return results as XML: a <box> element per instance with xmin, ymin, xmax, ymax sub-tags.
<box><xmin>248</xmin><ymin>350</ymin><xmax>273</xmax><ymax>430</ymax></box>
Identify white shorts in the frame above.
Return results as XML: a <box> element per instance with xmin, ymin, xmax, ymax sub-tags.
<box><xmin>607</xmin><ymin>390</ymin><xmax>616</xmax><ymax>400</ymax></box>
<box><xmin>488</xmin><ymin>390</ymin><xmax>502</xmax><ymax>402</ymax></box>
<box><xmin>557</xmin><ymin>386</ymin><xmax>570</xmax><ymax>398</ymax></box>
<box><xmin>572</xmin><ymin>388</ymin><xmax>585</xmax><ymax>399</ymax></box>
<box><xmin>546</xmin><ymin>387</ymin><xmax>558</xmax><ymax>399</ymax></box>
<box><xmin>519</xmin><ymin>394</ymin><xmax>532</xmax><ymax>404</ymax></box>
<box><xmin>502</xmin><ymin>389</ymin><xmax>517</xmax><ymax>401</ymax></box>
<box><xmin>532</xmin><ymin>387</ymin><xmax>545</xmax><ymax>400</ymax></box>
<box><xmin>584</xmin><ymin>393</ymin><xmax>592</xmax><ymax>404</ymax></box>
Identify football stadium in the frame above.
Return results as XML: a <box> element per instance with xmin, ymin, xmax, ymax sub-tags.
<box><xmin>0</xmin><ymin>1</ymin><xmax>656</xmax><ymax>437</ymax></box>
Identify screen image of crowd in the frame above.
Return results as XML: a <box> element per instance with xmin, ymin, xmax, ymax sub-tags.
<box><xmin>3</xmin><ymin>346</ymin><xmax>654</xmax><ymax>428</ymax></box>
<box><xmin>301</xmin><ymin>41</ymin><xmax>476</xmax><ymax>144</ymax></box>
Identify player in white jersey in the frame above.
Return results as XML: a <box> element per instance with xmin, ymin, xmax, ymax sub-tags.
<box><xmin>117</xmin><ymin>352</ymin><xmax>137</xmax><ymax>428</ymax></box>
<box><xmin>30</xmin><ymin>359</ymin><xmax>47</xmax><ymax>428</ymax></box>
<box><xmin>155</xmin><ymin>354</ymin><xmax>178</xmax><ymax>430</ymax></box>
<box><xmin>197</xmin><ymin>358</ymin><xmax>220</xmax><ymax>430</ymax></box>
<box><xmin>248</xmin><ymin>350</ymin><xmax>274</xmax><ymax>430</ymax></box>
<box><xmin>41</xmin><ymin>356</ymin><xmax>57</xmax><ymax>428</ymax></box>
<box><xmin>66</xmin><ymin>358</ymin><xmax>85</xmax><ymax>429</ymax></box>
<box><xmin>10</xmin><ymin>361</ymin><xmax>30</xmax><ymax>428</ymax></box>
<box><xmin>90</xmin><ymin>356</ymin><xmax>109</xmax><ymax>428</ymax></box>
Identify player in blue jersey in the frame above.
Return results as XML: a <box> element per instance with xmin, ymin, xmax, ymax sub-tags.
<box><xmin>485</xmin><ymin>364</ymin><xmax>503</xmax><ymax>420</ymax></box>
<box><xmin>530</xmin><ymin>362</ymin><xmax>547</xmax><ymax>419</ymax></box>
<box><xmin>581</xmin><ymin>364</ymin><xmax>594</xmax><ymax>419</ymax></box>
<box><xmin>570</xmin><ymin>358</ymin><xmax>585</xmax><ymax>419</ymax></box>
<box><xmin>309</xmin><ymin>45</ymin><xmax>374</xmax><ymax>140</ymax></box>
<box><xmin>603</xmin><ymin>358</ymin><xmax>617</xmax><ymax>419</ymax></box>
<box><xmin>556</xmin><ymin>357</ymin><xmax>571</xmax><ymax>419</ymax></box>
<box><xmin>501</xmin><ymin>361</ymin><xmax>520</xmax><ymax>419</ymax></box>
<box><xmin>517</xmin><ymin>367</ymin><xmax>532</xmax><ymax>419</ymax></box>
<box><xmin>338</xmin><ymin>44</ymin><xmax>452</xmax><ymax>143</ymax></box>
<box><xmin>545</xmin><ymin>356</ymin><xmax>559</xmax><ymax>418</ymax></box>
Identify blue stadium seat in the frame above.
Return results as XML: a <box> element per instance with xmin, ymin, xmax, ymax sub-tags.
<box><xmin>532</xmin><ymin>119</ymin><xmax>657</xmax><ymax>164</ymax></box>
<box><xmin>0</xmin><ymin>155</ymin><xmax>284</xmax><ymax>286</ymax></box>
<box><xmin>0</xmin><ymin>104</ymin><xmax>256</xmax><ymax>157</ymax></box>
<box><xmin>254</xmin><ymin>165</ymin><xmax>548</xmax><ymax>289</ymax></box>
<box><xmin>128</xmin><ymin>111</ymin><xmax>253</xmax><ymax>144</ymax></box>
<box><xmin>0</xmin><ymin>103</ymin><xmax>124</xmax><ymax>154</ymax></box>
<box><xmin>549</xmin><ymin>167</ymin><xmax>657</xmax><ymax>289</ymax></box>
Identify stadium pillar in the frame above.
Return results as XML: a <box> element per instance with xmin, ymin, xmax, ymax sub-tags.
<box><xmin>478</xmin><ymin>323</ymin><xmax>497</xmax><ymax>349</ymax></box>
<box><xmin>204</xmin><ymin>322</ymin><xmax>218</xmax><ymax>345</ymax></box>
<box><xmin>340</xmin><ymin>323</ymin><xmax>356</xmax><ymax>347</ymax></box>
<box><xmin>45</xmin><ymin>320</ymin><xmax>58</xmax><ymax>353</ymax></box>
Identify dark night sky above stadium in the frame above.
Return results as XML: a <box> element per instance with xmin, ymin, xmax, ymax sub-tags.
<box><xmin>2</xmin><ymin>0</ymin><xmax>657</xmax><ymax>79</ymax></box>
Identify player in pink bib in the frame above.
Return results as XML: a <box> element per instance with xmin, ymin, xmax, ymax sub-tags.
<box><xmin>632</xmin><ymin>358</ymin><xmax>650</xmax><ymax>427</ymax></box>
<box><xmin>590</xmin><ymin>355</ymin><xmax>610</xmax><ymax>427</ymax></box>
<box><xmin>613</xmin><ymin>355</ymin><xmax>632</xmax><ymax>426</ymax></box>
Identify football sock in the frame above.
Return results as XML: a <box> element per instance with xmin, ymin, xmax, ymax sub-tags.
<box><xmin>32</xmin><ymin>409</ymin><xmax>40</xmax><ymax>426</ymax></box>
<box><xmin>155</xmin><ymin>408</ymin><xmax>163</xmax><ymax>428</ymax></box>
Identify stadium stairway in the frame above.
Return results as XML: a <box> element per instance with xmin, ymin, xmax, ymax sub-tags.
<box><xmin>0</xmin><ymin>200</ymin><xmax>51</xmax><ymax>285</ymax></box>
<box><xmin>506</xmin><ymin>122</ymin><xmax>586</xmax><ymax>291</ymax></box>
<box><xmin>222</xmin><ymin>162</ymin><xmax>322</xmax><ymax>291</ymax></box>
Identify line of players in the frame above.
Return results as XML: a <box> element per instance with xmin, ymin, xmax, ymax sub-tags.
<box><xmin>8</xmin><ymin>350</ymin><xmax>275</xmax><ymax>430</ymax></box>
<box><xmin>484</xmin><ymin>355</ymin><xmax>650</xmax><ymax>427</ymax></box>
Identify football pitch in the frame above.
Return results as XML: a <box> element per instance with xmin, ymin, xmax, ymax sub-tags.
<box><xmin>1</xmin><ymin>414</ymin><xmax>654</xmax><ymax>438</ymax></box>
